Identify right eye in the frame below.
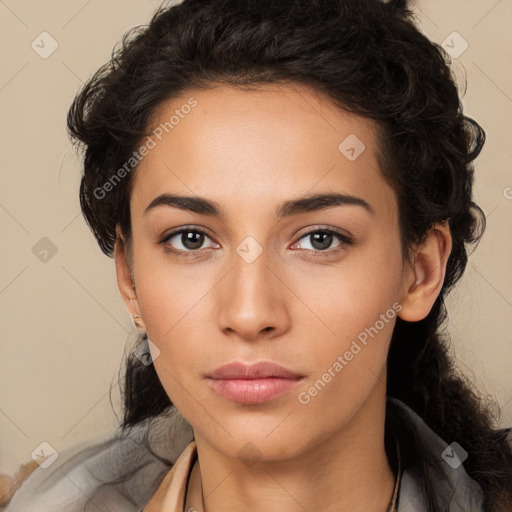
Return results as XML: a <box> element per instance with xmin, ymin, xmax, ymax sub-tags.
<box><xmin>160</xmin><ymin>227</ymin><xmax>220</xmax><ymax>257</ymax></box>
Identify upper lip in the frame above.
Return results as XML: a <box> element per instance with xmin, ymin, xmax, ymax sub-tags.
<box><xmin>206</xmin><ymin>361</ymin><xmax>303</xmax><ymax>380</ymax></box>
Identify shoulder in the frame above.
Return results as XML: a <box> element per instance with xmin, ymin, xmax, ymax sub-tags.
<box><xmin>4</xmin><ymin>406</ymin><xmax>193</xmax><ymax>512</ymax></box>
<box><xmin>389</xmin><ymin>398</ymin><xmax>487</xmax><ymax>512</ymax></box>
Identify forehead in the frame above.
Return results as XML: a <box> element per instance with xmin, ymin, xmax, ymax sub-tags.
<box><xmin>130</xmin><ymin>83</ymin><xmax>395</xmax><ymax>219</ymax></box>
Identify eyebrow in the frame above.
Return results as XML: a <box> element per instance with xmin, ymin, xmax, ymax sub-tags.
<box><xmin>144</xmin><ymin>191</ymin><xmax>374</xmax><ymax>219</ymax></box>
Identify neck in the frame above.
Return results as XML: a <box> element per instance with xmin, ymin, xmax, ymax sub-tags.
<box><xmin>187</xmin><ymin>383</ymin><xmax>396</xmax><ymax>512</ymax></box>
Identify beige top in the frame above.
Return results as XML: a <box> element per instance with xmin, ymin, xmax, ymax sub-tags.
<box><xmin>143</xmin><ymin>441</ymin><xmax>198</xmax><ymax>512</ymax></box>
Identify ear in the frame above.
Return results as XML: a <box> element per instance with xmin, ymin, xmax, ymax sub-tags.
<box><xmin>114</xmin><ymin>225</ymin><xmax>145</xmax><ymax>331</ymax></box>
<box><xmin>398</xmin><ymin>222</ymin><xmax>452</xmax><ymax>322</ymax></box>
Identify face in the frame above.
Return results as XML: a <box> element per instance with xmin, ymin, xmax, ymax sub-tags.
<box><xmin>117</xmin><ymin>83</ymin><xmax>414</xmax><ymax>462</ymax></box>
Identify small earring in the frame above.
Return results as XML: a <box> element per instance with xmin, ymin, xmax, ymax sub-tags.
<box><xmin>130</xmin><ymin>298</ymin><xmax>145</xmax><ymax>330</ymax></box>
<box><xmin>132</xmin><ymin>315</ymin><xmax>145</xmax><ymax>330</ymax></box>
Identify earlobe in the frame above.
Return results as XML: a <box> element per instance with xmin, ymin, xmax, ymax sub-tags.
<box><xmin>398</xmin><ymin>223</ymin><xmax>452</xmax><ymax>322</ymax></box>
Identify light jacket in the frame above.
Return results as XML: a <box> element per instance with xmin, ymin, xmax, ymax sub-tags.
<box><xmin>5</xmin><ymin>398</ymin><xmax>493</xmax><ymax>511</ymax></box>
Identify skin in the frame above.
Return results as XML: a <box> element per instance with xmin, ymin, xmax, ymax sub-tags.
<box><xmin>114</xmin><ymin>83</ymin><xmax>452</xmax><ymax>512</ymax></box>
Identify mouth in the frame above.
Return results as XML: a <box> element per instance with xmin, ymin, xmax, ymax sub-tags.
<box><xmin>205</xmin><ymin>361</ymin><xmax>305</xmax><ymax>404</ymax></box>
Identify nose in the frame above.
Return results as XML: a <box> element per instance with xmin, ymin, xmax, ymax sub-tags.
<box><xmin>216</xmin><ymin>247</ymin><xmax>291</xmax><ymax>342</ymax></box>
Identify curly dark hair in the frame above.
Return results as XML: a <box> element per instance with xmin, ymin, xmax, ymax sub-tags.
<box><xmin>66</xmin><ymin>0</ymin><xmax>512</xmax><ymax>510</ymax></box>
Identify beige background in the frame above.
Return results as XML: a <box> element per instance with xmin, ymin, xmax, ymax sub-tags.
<box><xmin>0</xmin><ymin>0</ymin><xmax>511</xmax><ymax>475</ymax></box>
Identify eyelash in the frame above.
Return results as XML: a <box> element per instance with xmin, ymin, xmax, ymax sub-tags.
<box><xmin>159</xmin><ymin>226</ymin><xmax>354</xmax><ymax>259</ymax></box>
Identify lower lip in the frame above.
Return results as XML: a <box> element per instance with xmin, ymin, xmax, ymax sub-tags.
<box><xmin>207</xmin><ymin>377</ymin><xmax>302</xmax><ymax>404</ymax></box>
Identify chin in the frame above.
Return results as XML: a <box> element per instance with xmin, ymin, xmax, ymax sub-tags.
<box><xmin>196</xmin><ymin>413</ymin><xmax>321</xmax><ymax>462</ymax></box>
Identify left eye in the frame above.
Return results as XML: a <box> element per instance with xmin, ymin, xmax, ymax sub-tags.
<box><xmin>293</xmin><ymin>230</ymin><xmax>351</xmax><ymax>252</ymax></box>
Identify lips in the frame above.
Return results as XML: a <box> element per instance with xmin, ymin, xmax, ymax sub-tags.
<box><xmin>206</xmin><ymin>361</ymin><xmax>304</xmax><ymax>404</ymax></box>
<box><xmin>207</xmin><ymin>361</ymin><xmax>302</xmax><ymax>380</ymax></box>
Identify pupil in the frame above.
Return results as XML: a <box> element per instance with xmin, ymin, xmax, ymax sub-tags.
<box><xmin>311</xmin><ymin>232</ymin><xmax>332</xmax><ymax>251</ymax></box>
<box><xmin>183</xmin><ymin>231</ymin><xmax>204</xmax><ymax>250</ymax></box>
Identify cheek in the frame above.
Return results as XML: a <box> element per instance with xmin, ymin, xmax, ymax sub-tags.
<box><xmin>131</xmin><ymin>248</ymin><xmax>219</xmax><ymax>404</ymax></box>
<box><xmin>131</xmin><ymin>236</ymin><xmax>210</xmax><ymax>334</ymax></box>
<box><xmin>135</xmin><ymin>269</ymin><xmax>213</xmax><ymax>356</ymax></box>
<box><xmin>288</xmin><ymin>237</ymin><xmax>403</xmax><ymax>398</ymax></box>
<box><xmin>288</xmin><ymin>235</ymin><xmax>403</xmax><ymax>345</ymax></box>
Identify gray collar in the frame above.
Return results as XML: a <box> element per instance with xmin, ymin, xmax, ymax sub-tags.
<box><xmin>6</xmin><ymin>399</ymin><xmax>486</xmax><ymax>511</ymax></box>
<box><xmin>389</xmin><ymin>398</ymin><xmax>484</xmax><ymax>511</ymax></box>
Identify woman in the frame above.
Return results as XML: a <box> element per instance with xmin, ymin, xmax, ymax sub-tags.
<box><xmin>5</xmin><ymin>0</ymin><xmax>512</xmax><ymax>511</ymax></box>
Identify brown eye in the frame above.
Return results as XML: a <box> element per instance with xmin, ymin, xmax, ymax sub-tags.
<box><xmin>290</xmin><ymin>228</ymin><xmax>354</xmax><ymax>258</ymax></box>
<box><xmin>295</xmin><ymin>230</ymin><xmax>352</xmax><ymax>252</ymax></box>
<box><xmin>180</xmin><ymin>231</ymin><xmax>205</xmax><ymax>250</ymax></box>
<box><xmin>309</xmin><ymin>232</ymin><xmax>334</xmax><ymax>251</ymax></box>
<box><xmin>160</xmin><ymin>227</ymin><xmax>219</xmax><ymax>256</ymax></box>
